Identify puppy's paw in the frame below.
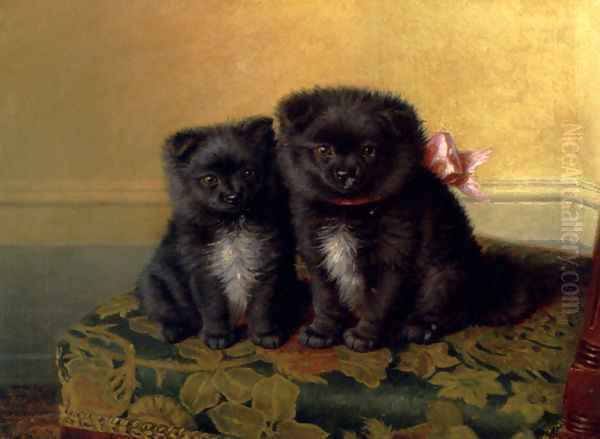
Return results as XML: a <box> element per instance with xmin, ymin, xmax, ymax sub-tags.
<box><xmin>299</xmin><ymin>325</ymin><xmax>336</xmax><ymax>349</ymax></box>
<box><xmin>399</xmin><ymin>321</ymin><xmax>439</xmax><ymax>345</ymax></box>
<box><xmin>252</xmin><ymin>331</ymin><xmax>283</xmax><ymax>349</ymax></box>
<box><xmin>161</xmin><ymin>323</ymin><xmax>196</xmax><ymax>344</ymax></box>
<box><xmin>204</xmin><ymin>332</ymin><xmax>236</xmax><ymax>350</ymax></box>
<box><xmin>343</xmin><ymin>328</ymin><xmax>377</xmax><ymax>352</ymax></box>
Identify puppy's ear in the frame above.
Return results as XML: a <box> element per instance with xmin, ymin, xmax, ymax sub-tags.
<box><xmin>276</xmin><ymin>92</ymin><xmax>322</xmax><ymax>135</ymax></box>
<box><xmin>377</xmin><ymin>107</ymin><xmax>426</xmax><ymax>144</ymax></box>
<box><xmin>238</xmin><ymin>116</ymin><xmax>275</xmax><ymax>147</ymax></box>
<box><xmin>163</xmin><ymin>129</ymin><xmax>205</xmax><ymax>164</ymax></box>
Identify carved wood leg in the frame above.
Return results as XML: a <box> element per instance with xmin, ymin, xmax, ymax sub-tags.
<box><xmin>560</xmin><ymin>217</ymin><xmax>600</xmax><ymax>438</ymax></box>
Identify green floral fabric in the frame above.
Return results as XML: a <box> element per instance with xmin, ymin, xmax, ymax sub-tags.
<box><xmin>57</xmin><ymin>242</ymin><xmax>590</xmax><ymax>439</ymax></box>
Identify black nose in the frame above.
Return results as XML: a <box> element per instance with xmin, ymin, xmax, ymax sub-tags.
<box><xmin>223</xmin><ymin>193</ymin><xmax>242</xmax><ymax>205</ymax></box>
<box><xmin>334</xmin><ymin>168</ymin><xmax>357</xmax><ymax>181</ymax></box>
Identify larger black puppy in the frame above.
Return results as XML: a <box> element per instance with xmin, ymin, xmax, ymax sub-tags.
<box><xmin>137</xmin><ymin>117</ymin><xmax>295</xmax><ymax>350</ymax></box>
<box><xmin>275</xmin><ymin>86</ymin><xmax>538</xmax><ymax>352</ymax></box>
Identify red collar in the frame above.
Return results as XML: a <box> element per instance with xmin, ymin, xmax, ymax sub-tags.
<box><xmin>329</xmin><ymin>195</ymin><xmax>384</xmax><ymax>206</ymax></box>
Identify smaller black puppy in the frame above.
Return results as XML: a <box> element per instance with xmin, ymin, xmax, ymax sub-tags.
<box><xmin>137</xmin><ymin>117</ymin><xmax>295</xmax><ymax>349</ymax></box>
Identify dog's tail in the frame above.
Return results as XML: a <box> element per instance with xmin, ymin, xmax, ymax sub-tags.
<box><xmin>475</xmin><ymin>237</ymin><xmax>593</xmax><ymax>326</ymax></box>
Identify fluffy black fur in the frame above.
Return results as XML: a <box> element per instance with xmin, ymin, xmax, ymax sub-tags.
<box><xmin>136</xmin><ymin>117</ymin><xmax>297</xmax><ymax>349</ymax></box>
<box><xmin>275</xmin><ymin>86</ymin><xmax>544</xmax><ymax>352</ymax></box>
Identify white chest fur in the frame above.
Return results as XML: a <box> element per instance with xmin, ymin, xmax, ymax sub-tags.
<box><xmin>317</xmin><ymin>224</ymin><xmax>365</xmax><ymax>309</ymax></box>
<box><xmin>207</xmin><ymin>226</ymin><xmax>274</xmax><ymax>324</ymax></box>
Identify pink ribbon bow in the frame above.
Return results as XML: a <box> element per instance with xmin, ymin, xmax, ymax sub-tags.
<box><xmin>424</xmin><ymin>132</ymin><xmax>492</xmax><ymax>201</ymax></box>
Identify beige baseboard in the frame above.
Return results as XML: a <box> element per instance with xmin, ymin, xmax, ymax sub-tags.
<box><xmin>2</xmin><ymin>178</ymin><xmax>599</xmax><ymax>207</ymax></box>
<box><xmin>1</xmin><ymin>179</ymin><xmax>598</xmax><ymax>248</ymax></box>
<box><xmin>0</xmin><ymin>180</ymin><xmax>169</xmax><ymax>205</ymax></box>
<box><xmin>468</xmin><ymin>179</ymin><xmax>600</xmax><ymax>208</ymax></box>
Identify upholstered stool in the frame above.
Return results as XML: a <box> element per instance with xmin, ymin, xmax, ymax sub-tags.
<box><xmin>57</xmin><ymin>239</ymin><xmax>593</xmax><ymax>439</ymax></box>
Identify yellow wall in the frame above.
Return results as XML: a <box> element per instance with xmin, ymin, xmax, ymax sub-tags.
<box><xmin>576</xmin><ymin>0</ymin><xmax>600</xmax><ymax>184</ymax></box>
<box><xmin>1</xmin><ymin>0</ymin><xmax>598</xmax><ymax>245</ymax></box>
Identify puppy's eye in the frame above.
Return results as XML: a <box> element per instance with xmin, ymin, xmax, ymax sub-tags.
<box><xmin>200</xmin><ymin>175</ymin><xmax>218</xmax><ymax>187</ymax></box>
<box><xmin>242</xmin><ymin>169</ymin><xmax>255</xmax><ymax>179</ymax></box>
<box><xmin>361</xmin><ymin>144</ymin><xmax>376</xmax><ymax>157</ymax></box>
<box><xmin>315</xmin><ymin>144</ymin><xmax>334</xmax><ymax>157</ymax></box>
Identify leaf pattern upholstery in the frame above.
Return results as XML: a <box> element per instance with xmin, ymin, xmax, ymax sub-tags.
<box><xmin>57</xmin><ymin>240</ymin><xmax>591</xmax><ymax>439</ymax></box>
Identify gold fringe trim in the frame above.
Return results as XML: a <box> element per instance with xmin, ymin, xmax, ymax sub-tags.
<box><xmin>58</xmin><ymin>405</ymin><xmax>564</xmax><ymax>438</ymax></box>
<box><xmin>59</xmin><ymin>407</ymin><xmax>222</xmax><ymax>438</ymax></box>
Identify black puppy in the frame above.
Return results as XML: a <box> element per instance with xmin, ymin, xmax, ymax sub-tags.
<box><xmin>136</xmin><ymin>117</ymin><xmax>295</xmax><ymax>349</ymax></box>
<box><xmin>275</xmin><ymin>86</ymin><xmax>539</xmax><ymax>352</ymax></box>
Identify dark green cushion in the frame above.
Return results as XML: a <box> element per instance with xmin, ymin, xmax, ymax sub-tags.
<box><xmin>57</xmin><ymin>241</ymin><xmax>590</xmax><ymax>439</ymax></box>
